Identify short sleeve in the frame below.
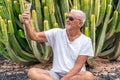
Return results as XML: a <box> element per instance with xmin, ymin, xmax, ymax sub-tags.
<box><xmin>44</xmin><ymin>28</ymin><xmax>60</xmax><ymax>46</ymax></box>
<box><xmin>79</xmin><ymin>38</ymin><xmax>94</xmax><ymax>57</ymax></box>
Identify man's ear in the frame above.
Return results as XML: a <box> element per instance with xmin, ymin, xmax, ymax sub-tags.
<box><xmin>79</xmin><ymin>20</ymin><xmax>83</xmax><ymax>27</ymax></box>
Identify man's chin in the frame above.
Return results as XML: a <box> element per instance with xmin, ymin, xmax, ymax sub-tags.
<box><xmin>65</xmin><ymin>26</ymin><xmax>71</xmax><ymax>30</ymax></box>
<box><xmin>65</xmin><ymin>27</ymin><xmax>71</xmax><ymax>30</ymax></box>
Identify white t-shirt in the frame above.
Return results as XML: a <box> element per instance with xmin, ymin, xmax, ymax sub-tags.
<box><xmin>45</xmin><ymin>28</ymin><xmax>94</xmax><ymax>74</ymax></box>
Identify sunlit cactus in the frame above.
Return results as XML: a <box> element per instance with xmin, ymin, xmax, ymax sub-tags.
<box><xmin>0</xmin><ymin>0</ymin><xmax>120</xmax><ymax>65</ymax></box>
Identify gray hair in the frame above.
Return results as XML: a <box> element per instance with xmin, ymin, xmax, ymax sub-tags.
<box><xmin>70</xmin><ymin>9</ymin><xmax>86</xmax><ymax>26</ymax></box>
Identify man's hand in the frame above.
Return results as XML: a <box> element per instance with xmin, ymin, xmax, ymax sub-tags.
<box><xmin>61</xmin><ymin>76</ymin><xmax>70</xmax><ymax>80</ymax></box>
<box><xmin>21</xmin><ymin>11</ymin><xmax>30</xmax><ymax>24</ymax></box>
<box><xmin>61</xmin><ymin>56</ymin><xmax>88</xmax><ymax>80</ymax></box>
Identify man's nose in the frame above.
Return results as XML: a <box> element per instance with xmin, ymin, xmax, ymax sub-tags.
<box><xmin>66</xmin><ymin>18</ymin><xmax>70</xmax><ymax>22</ymax></box>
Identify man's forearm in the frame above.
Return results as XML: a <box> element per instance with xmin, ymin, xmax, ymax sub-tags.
<box><xmin>24</xmin><ymin>22</ymin><xmax>37</xmax><ymax>40</ymax></box>
<box><xmin>64</xmin><ymin>64</ymin><xmax>82</xmax><ymax>79</ymax></box>
<box><xmin>62</xmin><ymin>56</ymin><xmax>88</xmax><ymax>80</ymax></box>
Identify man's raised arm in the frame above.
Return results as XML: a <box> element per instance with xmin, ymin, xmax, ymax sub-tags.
<box><xmin>21</xmin><ymin>11</ymin><xmax>47</xmax><ymax>42</ymax></box>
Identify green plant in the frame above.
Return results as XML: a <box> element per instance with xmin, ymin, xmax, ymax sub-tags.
<box><xmin>0</xmin><ymin>0</ymin><xmax>120</xmax><ymax>65</ymax></box>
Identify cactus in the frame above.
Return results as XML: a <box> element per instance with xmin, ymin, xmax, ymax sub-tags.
<box><xmin>0</xmin><ymin>0</ymin><xmax>120</xmax><ymax>65</ymax></box>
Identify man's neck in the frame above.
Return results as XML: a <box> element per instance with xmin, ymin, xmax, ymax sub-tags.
<box><xmin>66</xmin><ymin>29</ymin><xmax>81</xmax><ymax>41</ymax></box>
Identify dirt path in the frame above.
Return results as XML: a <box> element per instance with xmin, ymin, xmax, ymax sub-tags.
<box><xmin>0</xmin><ymin>54</ymin><xmax>120</xmax><ymax>80</ymax></box>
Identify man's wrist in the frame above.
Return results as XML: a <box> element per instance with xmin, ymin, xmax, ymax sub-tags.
<box><xmin>61</xmin><ymin>76</ymin><xmax>70</xmax><ymax>80</ymax></box>
<box><xmin>64</xmin><ymin>75</ymin><xmax>71</xmax><ymax>79</ymax></box>
<box><xmin>24</xmin><ymin>20</ymin><xmax>30</xmax><ymax>26</ymax></box>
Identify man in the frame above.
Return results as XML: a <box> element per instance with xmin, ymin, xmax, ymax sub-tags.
<box><xmin>22</xmin><ymin>9</ymin><xmax>94</xmax><ymax>80</ymax></box>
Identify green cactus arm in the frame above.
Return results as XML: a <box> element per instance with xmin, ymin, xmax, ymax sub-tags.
<box><xmin>31</xmin><ymin>40</ymin><xmax>42</xmax><ymax>62</ymax></box>
<box><xmin>59</xmin><ymin>0</ymin><xmax>69</xmax><ymax>16</ymax></box>
<box><xmin>96</xmin><ymin>5</ymin><xmax>112</xmax><ymax>56</ymax></box>
<box><xmin>0</xmin><ymin>6</ymin><xmax>10</xmax><ymax>20</ymax></box>
<box><xmin>116</xmin><ymin>0</ymin><xmax>120</xmax><ymax>10</ymax></box>
<box><xmin>54</xmin><ymin>2</ymin><xmax>64</xmax><ymax>28</ymax></box>
<box><xmin>44</xmin><ymin>6</ymin><xmax>52</xmax><ymax>27</ymax></box>
<box><xmin>53</xmin><ymin>22</ymin><xmax>58</xmax><ymax>28</ymax></box>
<box><xmin>22</xmin><ymin>20</ymin><xmax>33</xmax><ymax>52</ymax></box>
<box><xmin>43</xmin><ymin>20</ymin><xmax>52</xmax><ymax>60</ymax></box>
<box><xmin>90</xmin><ymin>14</ymin><xmax>96</xmax><ymax>53</ymax></box>
<box><xmin>73</xmin><ymin>0</ymin><xmax>79</xmax><ymax>10</ymax></box>
<box><xmin>63</xmin><ymin>12</ymin><xmax>68</xmax><ymax>24</ymax></box>
<box><xmin>19</xmin><ymin>0</ymin><xmax>25</xmax><ymax>13</ymax></box>
<box><xmin>1</xmin><ymin>18</ymin><xmax>34</xmax><ymax>64</ymax></box>
<box><xmin>5</xmin><ymin>42</ymin><xmax>34</xmax><ymax>65</ymax></box>
<box><xmin>81</xmin><ymin>0</ymin><xmax>92</xmax><ymax>27</ymax></box>
<box><xmin>105</xmin><ymin>11</ymin><xmax>118</xmax><ymax>41</ymax></box>
<box><xmin>44</xmin><ymin>20</ymin><xmax>49</xmax><ymax>31</ymax></box>
<box><xmin>32</xmin><ymin>10</ymin><xmax>40</xmax><ymax>32</ymax></box>
<box><xmin>34</xmin><ymin>0</ymin><xmax>43</xmax><ymax>31</ymax></box>
<box><xmin>46</xmin><ymin>0</ymin><xmax>55</xmax><ymax>14</ymax></box>
<box><xmin>9</xmin><ymin>35</ymin><xmax>37</xmax><ymax>61</ymax></box>
<box><xmin>18</xmin><ymin>29</ymin><xmax>25</xmax><ymax>38</ymax></box>
<box><xmin>58</xmin><ymin>0</ymin><xmax>69</xmax><ymax>26</ymax></box>
<box><xmin>84</xmin><ymin>26</ymin><xmax>89</xmax><ymax>36</ymax></box>
<box><xmin>106</xmin><ymin>0</ymin><xmax>112</xmax><ymax>5</ymax></box>
<box><xmin>94</xmin><ymin>0</ymin><xmax>100</xmax><ymax>24</ymax></box>
<box><xmin>7</xmin><ymin>20</ymin><xmax>37</xmax><ymax>60</ymax></box>
<box><xmin>1</xmin><ymin>19</ymin><xmax>8</xmax><ymax>42</ymax></box>
<box><xmin>96</xmin><ymin>0</ymin><xmax>106</xmax><ymax>26</ymax></box>
<box><xmin>28</xmin><ymin>19</ymin><xmax>43</xmax><ymax>62</ymax></box>
<box><xmin>41</xmin><ymin>0</ymin><xmax>46</xmax><ymax>7</ymax></box>
<box><xmin>107</xmin><ymin>33</ymin><xmax>120</xmax><ymax>60</ymax></box>
<box><xmin>99</xmin><ymin>46</ymin><xmax>115</xmax><ymax>57</ymax></box>
<box><xmin>115</xmin><ymin>22</ymin><xmax>120</xmax><ymax>33</ymax></box>
<box><xmin>45</xmin><ymin>0</ymin><xmax>56</xmax><ymax>28</ymax></box>
<box><xmin>0</xmin><ymin>43</ymin><xmax>10</xmax><ymax>59</ymax></box>
<box><xmin>13</xmin><ymin>0</ymin><xmax>20</xmax><ymax>16</ymax></box>
<box><xmin>102</xmin><ymin>35</ymin><xmax>115</xmax><ymax>51</ymax></box>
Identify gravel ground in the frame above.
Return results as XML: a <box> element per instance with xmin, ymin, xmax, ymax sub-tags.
<box><xmin>87</xmin><ymin>57</ymin><xmax>120</xmax><ymax>80</ymax></box>
<box><xmin>0</xmin><ymin>54</ymin><xmax>29</xmax><ymax>80</ymax></box>
<box><xmin>0</xmin><ymin>54</ymin><xmax>120</xmax><ymax>80</ymax></box>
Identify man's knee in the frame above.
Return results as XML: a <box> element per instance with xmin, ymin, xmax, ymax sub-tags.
<box><xmin>27</xmin><ymin>68</ymin><xmax>53</xmax><ymax>80</ymax></box>
<box><xmin>84</xmin><ymin>71</ymin><xmax>94</xmax><ymax>80</ymax></box>
<box><xmin>70</xmin><ymin>71</ymin><xmax>94</xmax><ymax>80</ymax></box>
<box><xmin>28</xmin><ymin>68</ymin><xmax>38</xmax><ymax>78</ymax></box>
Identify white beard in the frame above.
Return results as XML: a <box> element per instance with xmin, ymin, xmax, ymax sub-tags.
<box><xmin>65</xmin><ymin>25</ymin><xmax>71</xmax><ymax>30</ymax></box>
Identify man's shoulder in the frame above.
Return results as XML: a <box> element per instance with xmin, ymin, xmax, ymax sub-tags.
<box><xmin>79</xmin><ymin>34</ymin><xmax>92</xmax><ymax>45</ymax></box>
<box><xmin>81</xmin><ymin>34</ymin><xmax>91</xmax><ymax>40</ymax></box>
<box><xmin>44</xmin><ymin>28</ymin><xmax>65</xmax><ymax>38</ymax></box>
<box><xmin>47</xmin><ymin>28</ymin><xmax>64</xmax><ymax>32</ymax></box>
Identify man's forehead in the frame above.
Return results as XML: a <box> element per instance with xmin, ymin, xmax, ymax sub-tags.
<box><xmin>69</xmin><ymin>12</ymin><xmax>80</xmax><ymax>19</ymax></box>
<box><xmin>68</xmin><ymin>12</ymin><xmax>76</xmax><ymax>17</ymax></box>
